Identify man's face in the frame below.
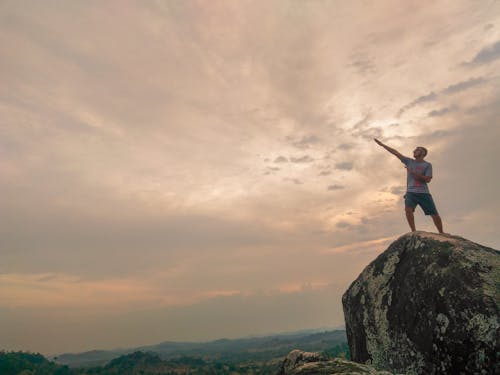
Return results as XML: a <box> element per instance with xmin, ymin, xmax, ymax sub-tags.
<box><xmin>413</xmin><ymin>148</ymin><xmax>425</xmax><ymax>158</ymax></box>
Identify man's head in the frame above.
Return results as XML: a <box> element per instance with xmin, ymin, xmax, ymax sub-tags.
<box><xmin>413</xmin><ymin>146</ymin><xmax>428</xmax><ymax>159</ymax></box>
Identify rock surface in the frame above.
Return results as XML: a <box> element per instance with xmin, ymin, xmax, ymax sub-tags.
<box><xmin>278</xmin><ymin>349</ymin><xmax>392</xmax><ymax>374</ymax></box>
<box><xmin>342</xmin><ymin>232</ymin><xmax>499</xmax><ymax>374</ymax></box>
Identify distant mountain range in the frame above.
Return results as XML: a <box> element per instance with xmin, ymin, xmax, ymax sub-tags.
<box><xmin>55</xmin><ymin>329</ymin><xmax>347</xmax><ymax>368</ymax></box>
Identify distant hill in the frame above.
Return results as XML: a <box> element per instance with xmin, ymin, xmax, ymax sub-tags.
<box><xmin>55</xmin><ymin>329</ymin><xmax>347</xmax><ymax>368</ymax></box>
<box><xmin>2</xmin><ymin>330</ymin><xmax>348</xmax><ymax>375</ymax></box>
<box><xmin>88</xmin><ymin>351</ymin><xmax>273</xmax><ymax>375</ymax></box>
<box><xmin>0</xmin><ymin>351</ymin><xmax>72</xmax><ymax>375</ymax></box>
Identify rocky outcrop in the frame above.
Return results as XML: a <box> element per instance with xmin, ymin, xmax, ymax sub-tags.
<box><xmin>342</xmin><ymin>232</ymin><xmax>499</xmax><ymax>375</ymax></box>
<box><xmin>278</xmin><ymin>349</ymin><xmax>392</xmax><ymax>374</ymax></box>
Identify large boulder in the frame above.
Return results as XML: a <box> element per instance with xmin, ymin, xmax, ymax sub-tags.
<box><xmin>278</xmin><ymin>349</ymin><xmax>392</xmax><ymax>374</ymax></box>
<box><xmin>342</xmin><ymin>232</ymin><xmax>499</xmax><ymax>374</ymax></box>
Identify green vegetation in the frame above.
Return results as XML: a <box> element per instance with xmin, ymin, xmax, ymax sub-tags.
<box><xmin>2</xmin><ymin>330</ymin><xmax>349</xmax><ymax>374</ymax></box>
<box><xmin>0</xmin><ymin>351</ymin><xmax>72</xmax><ymax>375</ymax></box>
<box><xmin>83</xmin><ymin>351</ymin><xmax>279</xmax><ymax>374</ymax></box>
<box><xmin>1</xmin><ymin>350</ymin><xmax>279</xmax><ymax>374</ymax></box>
<box><xmin>321</xmin><ymin>342</ymin><xmax>350</xmax><ymax>360</ymax></box>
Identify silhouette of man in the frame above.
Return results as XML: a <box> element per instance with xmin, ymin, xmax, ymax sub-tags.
<box><xmin>374</xmin><ymin>138</ymin><xmax>444</xmax><ymax>234</ymax></box>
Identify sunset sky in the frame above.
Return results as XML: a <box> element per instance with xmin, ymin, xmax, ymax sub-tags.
<box><xmin>1</xmin><ymin>0</ymin><xmax>499</xmax><ymax>355</ymax></box>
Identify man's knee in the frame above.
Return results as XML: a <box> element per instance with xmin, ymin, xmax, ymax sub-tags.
<box><xmin>405</xmin><ymin>206</ymin><xmax>415</xmax><ymax>213</ymax></box>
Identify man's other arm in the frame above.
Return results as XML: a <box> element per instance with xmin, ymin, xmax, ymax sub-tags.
<box><xmin>408</xmin><ymin>170</ymin><xmax>432</xmax><ymax>183</ymax></box>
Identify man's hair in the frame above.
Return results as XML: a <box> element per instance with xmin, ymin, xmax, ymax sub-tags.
<box><xmin>417</xmin><ymin>146</ymin><xmax>428</xmax><ymax>157</ymax></box>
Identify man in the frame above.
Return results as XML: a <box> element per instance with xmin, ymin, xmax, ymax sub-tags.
<box><xmin>374</xmin><ymin>138</ymin><xmax>444</xmax><ymax>234</ymax></box>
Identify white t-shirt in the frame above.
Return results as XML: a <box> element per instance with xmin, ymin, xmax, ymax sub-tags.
<box><xmin>401</xmin><ymin>157</ymin><xmax>433</xmax><ymax>194</ymax></box>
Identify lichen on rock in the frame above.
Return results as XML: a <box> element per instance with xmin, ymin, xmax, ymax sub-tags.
<box><xmin>342</xmin><ymin>232</ymin><xmax>499</xmax><ymax>374</ymax></box>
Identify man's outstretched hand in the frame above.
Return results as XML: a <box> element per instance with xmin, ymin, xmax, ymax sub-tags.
<box><xmin>374</xmin><ymin>138</ymin><xmax>384</xmax><ymax>146</ymax></box>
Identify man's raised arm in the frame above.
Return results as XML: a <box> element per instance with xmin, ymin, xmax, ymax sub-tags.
<box><xmin>374</xmin><ymin>138</ymin><xmax>405</xmax><ymax>161</ymax></box>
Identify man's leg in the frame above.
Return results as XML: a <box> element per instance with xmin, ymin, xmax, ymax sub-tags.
<box><xmin>405</xmin><ymin>207</ymin><xmax>416</xmax><ymax>232</ymax></box>
<box><xmin>421</xmin><ymin>194</ymin><xmax>444</xmax><ymax>234</ymax></box>
<box><xmin>431</xmin><ymin>215</ymin><xmax>444</xmax><ymax>234</ymax></box>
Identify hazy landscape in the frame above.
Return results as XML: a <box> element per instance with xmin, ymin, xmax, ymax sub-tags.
<box><xmin>1</xmin><ymin>329</ymin><xmax>348</xmax><ymax>374</ymax></box>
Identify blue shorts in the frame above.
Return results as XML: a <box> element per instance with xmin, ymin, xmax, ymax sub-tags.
<box><xmin>404</xmin><ymin>192</ymin><xmax>438</xmax><ymax>216</ymax></box>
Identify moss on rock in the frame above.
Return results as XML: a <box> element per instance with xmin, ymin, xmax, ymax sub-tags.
<box><xmin>342</xmin><ymin>232</ymin><xmax>499</xmax><ymax>374</ymax></box>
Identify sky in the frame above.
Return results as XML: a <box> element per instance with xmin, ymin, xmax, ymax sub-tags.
<box><xmin>1</xmin><ymin>0</ymin><xmax>499</xmax><ymax>355</ymax></box>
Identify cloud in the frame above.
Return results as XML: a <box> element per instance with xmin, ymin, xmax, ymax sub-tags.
<box><xmin>335</xmin><ymin>221</ymin><xmax>352</xmax><ymax>229</ymax></box>
<box><xmin>337</xmin><ymin>143</ymin><xmax>355</xmax><ymax>151</ymax></box>
<box><xmin>425</xmin><ymin>129</ymin><xmax>452</xmax><ymax>139</ymax></box>
<box><xmin>442</xmin><ymin>77</ymin><xmax>486</xmax><ymax>94</ymax></box>
<box><xmin>292</xmin><ymin>135</ymin><xmax>321</xmax><ymax>149</ymax></box>
<box><xmin>290</xmin><ymin>155</ymin><xmax>315</xmax><ymax>163</ymax></box>
<box><xmin>468</xmin><ymin>40</ymin><xmax>500</xmax><ymax>65</ymax></box>
<box><xmin>389</xmin><ymin>186</ymin><xmax>405</xmax><ymax>195</ymax></box>
<box><xmin>264</xmin><ymin>166</ymin><xmax>281</xmax><ymax>175</ymax></box>
<box><xmin>0</xmin><ymin>206</ymin><xmax>282</xmax><ymax>278</ymax></box>
<box><xmin>284</xmin><ymin>178</ymin><xmax>303</xmax><ymax>185</ymax></box>
<box><xmin>397</xmin><ymin>77</ymin><xmax>487</xmax><ymax>117</ymax></box>
<box><xmin>350</xmin><ymin>56</ymin><xmax>377</xmax><ymax>75</ymax></box>
<box><xmin>398</xmin><ymin>92</ymin><xmax>438</xmax><ymax>116</ymax></box>
<box><xmin>352</xmin><ymin>115</ymin><xmax>371</xmax><ymax>130</ymax></box>
<box><xmin>0</xmin><ymin>272</ymin><xmax>159</xmax><ymax>309</ymax></box>
<box><xmin>351</xmin><ymin>125</ymin><xmax>383</xmax><ymax>141</ymax></box>
<box><xmin>274</xmin><ymin>156</ymin><xmax>289</xmax><ymax>163</ymax></box>
<box><xmin>334</xmin><ymin>162</ymin><xmax>353</xmax><ymax>171</ymax></box>
<box><xmin>328</xmin><ymin>184</ymin><xmax>344</xmax><ymax>191</ymax></box>
<box><xmin>322</xmin><ymin>236</ymin><xmax>396</xmax><ymax>254</ymax></box>
<box><xmin>428</xmin><ymin>107</ymin><xmax>453</xmax><ymax>117</ymax></box>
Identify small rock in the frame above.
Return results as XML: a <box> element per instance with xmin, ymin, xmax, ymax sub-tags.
<box><xmin>278</xmin><ymin>349</ymin><xmax>392</xmax><ymax>375</ymax></box>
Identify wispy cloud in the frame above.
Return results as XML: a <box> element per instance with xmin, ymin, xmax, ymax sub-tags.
<box><xmin>397</xmin><ymin>92</ymin><xmax>438</xmax><ymax>117</ymax></box>
<box><xmin>290</xmin><ymin>155</ymin><xmax>315</xmax><ymax>163</ymax></box>
<box><xmin>274</xmin><ymin>156</ymin><xmax>289</xmax><ymax>163</ymax></box>
<box><xmin>328</xmin><ymin>184</ymin><xmax>345</xmax><ymax>191</ymax></box>
<box><xmin>397</xmin><ymin>77</ymin><xmax>488</xmax><ymax>117</ymax></box>
<box><xmin>292</xmin><ymin>135</ymin><xmax>321</xmax><ymax>149</ymax></box>
<box><xmin>334</xmin><ymin>162</ymin><xmax>354</xmax><ymax>171</ymax></box>
<box><xmin>428</xmin><ymin>107</ymin><xmax>453</xmax><ymax>117</ymax></box>
<box><xmin>322</xmin><ymin>236</ymin><xmax>397</xmax><ymax>254</ymax></box>
<box><xmin>468</xmin><ymin>40</ymin><xmax>500</xmax><ymax>65</ymax></box>
<box><xmin>442</xmin><ymin>77</ymin><xmax>486</xmax><ymax>94</ymax></box>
